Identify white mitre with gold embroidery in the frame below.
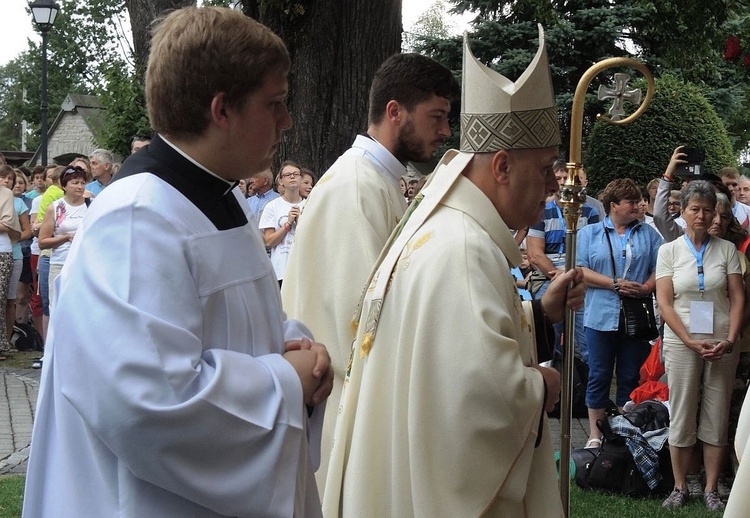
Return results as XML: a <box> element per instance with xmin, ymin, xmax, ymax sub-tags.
<box><xmin>461</xmin><ymin>24</ymin><xmax>561</xmax><ymax>152</ymax></box>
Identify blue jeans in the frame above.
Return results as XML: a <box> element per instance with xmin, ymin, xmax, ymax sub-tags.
<box><xmin>585</xmin><ymin>327</ymin><xmax>652</xmax><ymax>409</ymax></box>
<box><xmin>38</xmin><ymin>255</ymin><xmax>50</xmax><ymax>317</ymax></box>
<box><xmin>534</xmin><ymin>279</ymin><xmax>588</xmax><ymax>362</ymax></box>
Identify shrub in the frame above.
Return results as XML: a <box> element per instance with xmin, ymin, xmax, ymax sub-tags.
<box><xmin>584</xmin><ymin>74</ymin><xmax>735</xmax><ymax>193</ymax></box>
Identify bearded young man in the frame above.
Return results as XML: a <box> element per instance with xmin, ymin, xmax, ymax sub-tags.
<box><xmin>281</xmin><ymin>52</ymin><xmax>460</xmax><ymax>493</ymax></box>
<box><xmin>323</xmin><ymin>27</ymin><xmax>584</xmax><ymax>517</ymax></box>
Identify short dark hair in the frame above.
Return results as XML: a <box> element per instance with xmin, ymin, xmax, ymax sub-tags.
<box><xmin>60</xmin><ymin>166</ymin><xmax>88</xmax><ymax>188</ymax></box>
<box><xmin>300</xmin><ymin>167</ymin><xmax>317</xmax><ymax>185</ymax></box>
<box><xmin>0</xmin><ymin>165</ymin><xmax>15</xmax><ymax>180</ymax></box>
<box><xmin>368</xmin><ymin>53</ymin><xmax>460</xmax><ymax>125</ymax></box>
<box><xmin>601</xmin><ymin>178</ymin><xmax>641</xmax><ymax>215</ymax></box>
<box><xmin>552</xmin><ymin>158</ymin><xmax>568</xmax><ymax>173</ymax></box>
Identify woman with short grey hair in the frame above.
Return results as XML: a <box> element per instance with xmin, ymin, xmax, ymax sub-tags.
<box><xmin>657</xmin><ymin>179</ymin><xmax>744</xmax><ymax>511</ymax></box>
<box><xmin>681</xmin><ymin>179</ymin><xmax>716</xmax><ymax>212</ymax></box>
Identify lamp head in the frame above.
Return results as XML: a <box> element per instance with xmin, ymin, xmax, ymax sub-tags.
<box><xmin>29</xmin><ymin>0</ymin><xmax>60</xmax><ymax>31</ymax></box>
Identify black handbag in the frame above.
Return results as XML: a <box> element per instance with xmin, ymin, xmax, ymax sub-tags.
<box><xmin>619</xmin><ymin>296</ymin><xmax>659</xmax><ymax>341</ymax></box>
<box><xmin>605</xmin><ymin>224</ymin><xmax>659</xmax><ymax>341</ymax></box>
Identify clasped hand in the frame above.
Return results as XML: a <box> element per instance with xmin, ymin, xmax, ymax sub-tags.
<box><xmin>284</xmin><ymin>338</ymin><xmax>333</xmax><ymax>406</ymax></box>
<box><xmin>287</xmin><ymin>206</ymin><xmax>300</xmax><ymax>225</ymax></box>
<box><xmin>689</xmin><ymin>339</ymin><xmax>730</xmax><ymax>361</ymax></box>
<box><xmin>616</xmin><ymin>278</ymin><xmax>650</xmax><ymax>297</ymax></box>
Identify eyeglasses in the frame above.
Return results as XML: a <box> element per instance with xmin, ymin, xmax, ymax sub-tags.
<box><xmin>62</xmin><ymin>166</ymin><xmax>85</xmax><ymax>178</ymax></box>
<box><xmin>668</xmin><ymin>201</ymin><xmax>681</xmax><ymax>207</ymax></box>
<box><xmin>281</xmin><ymin>172</ymin><xmax>300</xmax><ymax>178</ymax></box>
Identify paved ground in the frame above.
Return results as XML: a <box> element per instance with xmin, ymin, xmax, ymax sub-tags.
<box><xmin>0</xmin><ymin>365</ymin><xmax>593</xmax><ymax>477</ymax></box>
<box><xmin>0</xmin><ymin>367</ymin><xmax>40</xmax><ymax>475</ymax></box>
<box><xmin>0</xmin><ymin>366</ymin><xmax>733</xmax><ymax>504</ymax></box>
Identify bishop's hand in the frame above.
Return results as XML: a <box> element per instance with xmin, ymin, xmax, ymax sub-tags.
<box><xmin>540</xmin><ymin>267</ymin><xmax>585</xmax><ymax>323</ymax></box>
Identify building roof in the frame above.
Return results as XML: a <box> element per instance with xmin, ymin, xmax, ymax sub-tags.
<box><xmin>29</xmin><ymin>93</ymin><xmax>106</xmax><ymax>165</ymax></box>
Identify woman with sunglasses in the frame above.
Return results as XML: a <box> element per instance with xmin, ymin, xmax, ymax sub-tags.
<box><xmin>38</xmin><ymin>166</ymin><xmax>89</xmax><ymax>313</ymax></box>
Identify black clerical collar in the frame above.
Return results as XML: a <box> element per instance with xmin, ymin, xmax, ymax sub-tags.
<box><xmin>115</xmin><ymin>133</ymin><xmax>247</xmax><ymax>230</ymax></box>
<box><xmin>159</xmin><ymin>135</ymin><xmax>238</xmax><ymax>195</ymax></box>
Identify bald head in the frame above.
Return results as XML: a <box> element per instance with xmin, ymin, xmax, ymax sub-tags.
<box><xmin>249</xmin><ymin>168</ymin><xmax>274</xmax><ymax>195</ymax></box>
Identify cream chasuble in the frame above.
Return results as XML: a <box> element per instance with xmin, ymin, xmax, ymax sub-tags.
<box><xmin>281</xmin><ymin>138</ymin><xmax>407</xmax><ymax>492</ymax></box>
<box><xmin>726</xmin><ymin>392</ymin><xmax>750</xmax><ymax>516</ymax></box>
<box><xmin>323</xmin><ymin>151</ymin><xmax>562</xmax><ymax>517</ymax></box>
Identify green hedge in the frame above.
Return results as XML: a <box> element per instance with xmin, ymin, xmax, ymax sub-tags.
<box><xmin>584</xmin><ymin>75</ymin><xmax>735</xmax><ymax>194</ymax></box>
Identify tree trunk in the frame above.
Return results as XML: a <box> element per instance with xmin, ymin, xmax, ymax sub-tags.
<box><xmin>125</xmin><ymin>0</ymin><xmax>196</xmax><ymax>78</ymax></box>
<box><xmin>245</xmin><ymin>0</ymin><xmax>403</xmax><ymax>175</ymax></box>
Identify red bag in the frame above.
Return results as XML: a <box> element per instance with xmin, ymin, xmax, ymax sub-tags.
<box><xmin>639</xmin><ymin>337</ymin><xmax>665</xmax><ymax>385</ymax></box>
<box><xmin>631</xmin><ymin>380</ymin><xmax>669</xmax><ymax>405</ymax></box>
<box><xmin>631</xmin><ymin>337</ymin><xmax>668</xmax><ymax>405</ymax></box>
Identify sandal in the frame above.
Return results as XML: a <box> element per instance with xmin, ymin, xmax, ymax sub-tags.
<box><xmin>584</xmin><ymin>437</ymin><xmax>602</xmax><ymax>449</ymax></box>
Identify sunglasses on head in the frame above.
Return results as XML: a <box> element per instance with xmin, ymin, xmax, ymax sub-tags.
<box><xmin>62</xmin><ymin>166</ymin><xmax>85</xmax><ymax>177</ymax></box>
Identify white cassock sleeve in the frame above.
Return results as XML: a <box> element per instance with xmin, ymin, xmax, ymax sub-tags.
<box><xmin>51</xmin><ymin>194</ymin><xmax>309</xmax><ymax>516</ymax></box>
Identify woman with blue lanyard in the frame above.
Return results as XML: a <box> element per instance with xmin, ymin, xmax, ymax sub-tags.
<box><xmin>656</xmin><ymin>180</ymin><xmax>744</xmax><ymax>511</ymax></box>
<box><xmin>576</xmin><ymin>178</ymin><xmax>663</xmax><ymax>449</ymax></box>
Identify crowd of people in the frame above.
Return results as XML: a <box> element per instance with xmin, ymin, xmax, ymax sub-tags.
<box><xmin>4</xmin><ymin>5</ymin><xmax>749</xmax><ymax>517</ymax></box>
<box><xmin>514</xmin><ymin>145</ymin><xmax>750</xmax><ymax>512</ymax></box>
<box><xmin>0</xmin><ymin>141</ymin><xmax>149</xmax><ymax>364</ymax></box>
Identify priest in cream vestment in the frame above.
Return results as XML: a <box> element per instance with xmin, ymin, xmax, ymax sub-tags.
<box><xmin>281</xmin><ymin>54</ymin><xmax>460</xmax><ymax>493</ymax></box>
<box><xmin>726</xmin><ymin>391</ymin><xmax>750</xmax><ymax>516</ymax></box>
<box><xmin>323</xmin><ymin>27</ymin><xmax>584</xmax><ymax>517</ymax></box>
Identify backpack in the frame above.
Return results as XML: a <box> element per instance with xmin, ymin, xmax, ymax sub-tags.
<box><xmin>547</xmin><ymin>355</ymin><xmax>589</xmax><ymax>418</ymax></box>
<box><xmin>11</xmin><ymin>322</ymin><xmax>44</xmax><ymax>352</ymax></box>
<box><xmin>576</xmin><ymin>418</ymin><xmax>673</xmax><ymax>497</ymax></box>
<box><xmin>581</xmin><ymin>436</ymin><xmax>650</xmax><ymax>497</ymax></box>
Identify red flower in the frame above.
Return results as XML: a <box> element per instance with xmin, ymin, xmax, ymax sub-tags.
<box><xmin>745</xmin><ymin>55</ymin><xmax>750</xmax><ymax>67</ymax></box>
<box><xmin>725</xmin><ymin>35</ymin><xmax>742</xmax><ymax>62</ymax></box>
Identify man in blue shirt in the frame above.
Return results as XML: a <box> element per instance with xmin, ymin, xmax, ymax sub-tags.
<box><xmin>87</xmin><ymin>149</ymin><xmax>115</xmax><ymax>196</ymax></box>
<box><xmin>527</xmin><ymin>159</ymin><xmax>601</xmax><ymax>362</ymax></box>
<box><xmin>247</xmin><ymin>167</ymin><xmax>279</xmax><ymax>222</ymax></box>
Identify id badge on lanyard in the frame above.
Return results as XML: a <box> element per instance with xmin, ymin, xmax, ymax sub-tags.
<box><xmin>685</xmin><ymin>235</ymin><xmax>714</xmax><ymax>334</ymax></box>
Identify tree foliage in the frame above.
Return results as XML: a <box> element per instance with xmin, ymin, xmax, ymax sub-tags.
<box><xmin>415</xmin><ymin>0</ymin><xmax>750</xmax><ymax>160</ymax></box>
<box><xmin>0</xmin><ymin>0</ymin><xmax>204</xmax><ymax>158</ymax></box>
<box><xmin>403</xmin><ymin>0</ymin><xmax>454</xmax><ymax>51</ymax></box>
<box><xmin>584</xmin><ymin>75</ymin><xmax>735</xmax><ymax>192</ymax></box>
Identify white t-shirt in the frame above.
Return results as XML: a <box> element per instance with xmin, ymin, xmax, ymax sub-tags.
<box><xmin>30</xmin><ymin>195</ymin><xmax>42</xmax><ymax>255</ymax></box>
<box><xmin>656</xmin><ymin>236</ymin><xmax>741</xmax><ymax>344</ymax></box>
<box><xmin>734</xmin><ymin>201</ymin><xmax>750</xmax><ymax>229</ymax></box>
<box><xmin>258</xmin><ymin>196</ymin><xmax>305</xmax><ymax>281</ymax></box>
<box><xmin>0</xmin><ymin>229</ymin><xmax>11</xmax><ymax>253</ymax></box>
<box><xmin>50</xmin><ymin>198</ymin><xmax>88</xmax><ymax>265</ymax></box>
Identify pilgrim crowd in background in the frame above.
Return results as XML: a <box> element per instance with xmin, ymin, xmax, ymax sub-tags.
<box><xmin>4</xmin><ymin>6</ymin><xmax>750</xmax><ymax>516</ymax></box>
<box><xmin>4</xmin><ymin>128</ymin><xmax>750</xmax><ymax>515</ymax></box>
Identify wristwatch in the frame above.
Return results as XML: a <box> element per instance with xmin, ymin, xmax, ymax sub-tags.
<box><xmin>725</xmin><ymin>340</ymin><xmax>734</xmax><ymax>354</ymax></box>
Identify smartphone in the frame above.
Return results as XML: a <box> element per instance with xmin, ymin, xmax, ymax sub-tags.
<box><xmin>676</xmin><ymin>147</ymin><xmax>705</xmax><ymax>177</ymax></box>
